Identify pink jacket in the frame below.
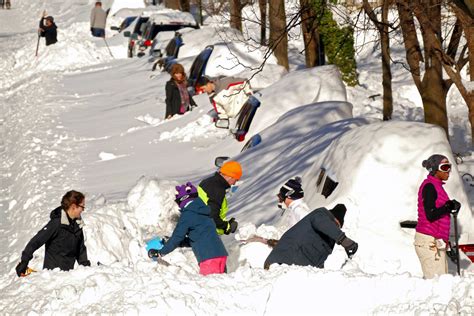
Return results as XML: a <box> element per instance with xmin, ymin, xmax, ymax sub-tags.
<box><xmin>416</xmin><ymin>175</ymin><xmax>451</xmax><ymax>241</ymax></box>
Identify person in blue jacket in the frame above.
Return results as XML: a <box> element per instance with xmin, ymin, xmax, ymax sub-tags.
<box><xmin>264</xmin><ymin>204</ymin><xmax>358</xmax><ymax>269</ymax></box>
<box><xmin>149</xmin><ymin>182</ymin><xmax>228</xmax><ymax>275</ymax></box>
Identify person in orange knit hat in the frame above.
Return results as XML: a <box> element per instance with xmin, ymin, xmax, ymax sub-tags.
<box><xmin>198</xmin><ymin>161</ymin><xmax>242</xmax><ymax>235</ymax></box>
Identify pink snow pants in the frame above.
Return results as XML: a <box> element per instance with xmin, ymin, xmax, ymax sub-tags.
<box><xmin>199</xmin><ymin>256</ymin><xmax>227</xmax><ymax>276</ymax></box>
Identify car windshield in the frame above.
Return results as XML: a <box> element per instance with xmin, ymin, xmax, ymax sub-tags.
<box><xmin>149</xmin><ymin>24</ymin><xmax>189</xmax><ymax>40</ymax></box>
<box><xmin>134</xmin><ymin>17</ymin><xmax>149</xmax><ymax>35</ymax></box>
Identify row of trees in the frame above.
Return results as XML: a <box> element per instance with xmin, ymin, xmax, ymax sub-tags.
<box><xmin>161</xmin><ymin>0</ymin><xmax>474</xmax><ymax>145</ymax></box>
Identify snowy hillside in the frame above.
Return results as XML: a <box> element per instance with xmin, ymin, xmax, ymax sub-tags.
<box><xmin>1</xmin><ymin>0</ymin><xmax>474</xmax><ymax>315</ymax></box>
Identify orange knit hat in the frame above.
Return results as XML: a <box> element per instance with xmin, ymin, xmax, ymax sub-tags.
<box><xmin>220</xmin><ymin>161</ymin><xmax>242</xmax><ymax>180</ymax></box>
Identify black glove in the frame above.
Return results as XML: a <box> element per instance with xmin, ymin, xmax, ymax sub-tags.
<box><xmin>451</xmin><ymin>199</ymin><xmax>461</xmax><ymax>214</ymax></box>
<box><xmin>337</xmin><ymin>235</ymin><xmax>358</xmax><ymax>258</ymax></box>
<box><xmin>15</xmin><ymin>261</ymin><xmax>28</xmax><ymax>277</ymax></box>
<box><xmin>148</xmin><ymin>249</ymin><xmax>160</xmax><ymax>259</ymax></box>
<box><xmin>225</xmin><ymin>218</ymin><xmax>238</xmax><ymax>234</ymax></box>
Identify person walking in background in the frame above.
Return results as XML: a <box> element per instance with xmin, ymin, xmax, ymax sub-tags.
<box><xmin>149</xmin><ymin>183</ymin><xmax>228</xmax><ymax>275</ymax></box>
<box><xmin>264</xmin><ymin>204</ymin><xmax>358</xmax><ymax>270</ymax></box>
<box><xmin>165</xmin><ymin>63</ymin><xmax>191</xmax><ymax>119</ymax></box>
<box><xmin>198</xmin><ymin>161</ymin><xmax>242</xmax><ymax>236</ymax></box>
<box><xmin>90</xmin><ymin>1</ymin><xmax>107</xmax><ymax>38</ymax></box>
<box><xmin>414</xmin><ymin>154</ymin><xmax>461</xmax><ymax>279</ymax></box>
<box><xmin>38</xmin><ymin>13</ymin><xmax>57</xmax><ymax>46</ymax></box>
<box><xmin>277</xmin><ymin>176</ymin><xmax>311</xmax><ymax>229</ymax></box>
<box><xmin>15</xmin><ymin>190</ymin><xmax>91</xmax><ymax>277</ymax></box>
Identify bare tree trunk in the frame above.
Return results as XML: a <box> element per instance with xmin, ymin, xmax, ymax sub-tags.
<box><xmin>468</xmin><ymin>26</ymin><xmax>474</xmax><ymax>143</ymax></box>
<box><xmin>397</xmin><ymin>0</ymin><xmax>449</xmax><ymax>137</ymax></box>
<box><xmin>180</xmin><ymin>0</ymin><xmax>190</xmax><ymax>12</ymax></box>
<box><xmin>165</xmin><ymin>0</ymin><xmax>181</xmax><ymax>10</ymax></box>
<box><xmin>450</xmin><ymin>3</ymin><xmax>474</xmax><ymax>143</ymax></box>
<box><xmin>230</xmin><ymin>0</ymin><xmax>243</xmax><ymax>32</ymax></box>
<box><xmin>417</xmin><ymin>0</ymin><xmax>449</xmax><ymax>136</ymax></box>
<box><xmin>380</xmin><ymin>0</ymin><xmax>392</xmax><ymax>120</ymax></box>
<box><xmin>259</xmin><ymin>0</ymin><xmax>267</xmax><ymax>45</ymax></box>
<box><xmin>300</xmin><ymin>0</ymin><xmax>322</xmax><ymax>67</ymax></box>
<box><xmin>363</xmin><ymin>0</ymin><xmax>393</xmax><ymax>120</ymax></box>
<box><xmin>198</xmin><ymin>0</ymin><xmax>203</xmax><ymax>25</ymax></box>
<box><xmin>269</xmin><ymin>0</ymin><xmax>289</xmax><ymax>69</ymax></box>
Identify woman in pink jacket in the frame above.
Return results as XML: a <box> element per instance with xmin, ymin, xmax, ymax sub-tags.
<box><xmin>414</xmin><ymin>154</ymin><xmax>461</xmax><ymax>279</ymax></box>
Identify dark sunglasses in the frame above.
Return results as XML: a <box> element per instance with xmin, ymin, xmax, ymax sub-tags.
<box><xmin>77</xmin><ymin>204</ymin><xmax>85</xmax><ymax>210</ymax></box>
<box><xmin>438</xmin><ymin>163</ymin><xmax>451</xmax><ymax>173</ymax></box>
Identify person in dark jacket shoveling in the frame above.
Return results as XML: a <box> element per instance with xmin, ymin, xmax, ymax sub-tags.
<box><xmin>38</xmin><ymin>13</ymin><xmax>58</xmax><ymax>46</ymax></box>
<box><xmin>149</xmin><ymin>182</ymin><xmax>228</xmax><ymax>275</ymax></box>
<box><xmin>15</xmin><ymin>190</ymin><xmax>91</xmax><ymax>277</ymax></box>
<box><xmin>264</xmin><ymin>204</ymin><xmax>358</xmax><ymax>270</ymax></box>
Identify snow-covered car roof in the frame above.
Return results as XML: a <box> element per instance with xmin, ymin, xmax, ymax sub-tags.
<box><xmin>148</xmin><ymin>9</ymin><xmax>197</xmax><ymax>26</ymax></box>
<box><xmin>246</xmin><ymin>65</ymin><xmax>347</xmax><ymax>139</ymax></box>
<box><xmin>112</xmin><ymin>7</ymin><xmax>146</xmax><ymax>18</ymax></box>
<box><xmin>109</xmin><ymin>0</ymin><xmax>148</xmax><ymax>16</ymax></box>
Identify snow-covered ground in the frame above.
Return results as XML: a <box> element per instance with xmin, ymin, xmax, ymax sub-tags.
<box><xmin>1</xmin><ymin>0</ymin><xmax>474</xmax><ymax>315</ymax></box>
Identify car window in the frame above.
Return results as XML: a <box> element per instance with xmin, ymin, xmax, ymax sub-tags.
<box><xmin>188</xmin><ymin>46</ymin><xmax>214</xmax><ymax>88</ymax></box>
<box><xmin>134</xmin><ymin>17</ymin><xmax>149</xmax><ymax>35</ymax></box>
<box><xmin>241</xmin><ymin>134</ymin><xmax>262</xmax><ymax>152</ymax></box>
<box><xmin>234</xmin><ymin>96</ymin><xmax>260</xmax><ymax>141</ymax></box>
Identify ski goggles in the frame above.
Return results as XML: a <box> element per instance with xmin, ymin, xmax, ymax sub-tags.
<box><xmin>438</xmin><ymin>163</ymin><xmax>452</xmax><ymax>173</ymax></box>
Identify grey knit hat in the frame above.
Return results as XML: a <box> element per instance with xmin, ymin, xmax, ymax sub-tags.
<box><xmin>422</xmin><ymin>154</ymin><xmax>448</xmax><ymax>176</ymax></box>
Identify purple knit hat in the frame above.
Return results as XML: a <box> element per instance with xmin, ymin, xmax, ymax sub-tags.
<box><xmin>175</xmin><ymin>182</ymin><xmax>198</xmax><ymax>209</ymax></box>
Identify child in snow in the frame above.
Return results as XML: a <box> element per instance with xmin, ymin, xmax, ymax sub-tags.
<box><xmin>38</xmin><ymin>13</ymin><xmax>57</xmax><ymax>46</ymax></box>
<box><xmin>165</xmin><ymin>63</ymin><xmax>192</xmax><ymax>119</ymax></box>
<box><xmin>414</xmin><ymin>154</ymin><xmax>461</xmax><ymax>279</ymax></box>
<box><xmin>15</xmin><ymin>190</ymin><xmax>91</xmax><ymax>277</ymax></box>
<box><xmin>149</xmin><ymin>182</ymin><xmax>228</xmax><ymax>275</ymax></box>
<box><xmin>198</xmin><ymin>161</ymin><xmax>242</xmax><ymax>235</ymax></box>
<box><xmin>264</xmin><ymin>204</ymin><xmax>358</xmax><ymax>269</ymax></box>
<box><xmin>276</xmin><ymin>177</ymin><xmax>311</xmax><ymax>230</ymax></box>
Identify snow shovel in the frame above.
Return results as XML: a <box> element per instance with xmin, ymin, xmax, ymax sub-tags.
<box><xmin>452</xmin><ymin>212</ymin><xmax>461</xmax><ymax>276</ymax></box>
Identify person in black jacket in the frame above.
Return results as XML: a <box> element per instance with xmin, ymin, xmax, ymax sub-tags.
<box><xmin>15</xmin><ymin>190</ymin><xmax>91</xmax><ymax>277</ymax></box>
<box><xmin>165</xmin><ymin>63</ymin><xmax>191</xmax><ymax>119</ymax></box>
<box><xmin>264</xmin><ymin>204</ymin><xmax>358</xmax><ymax>269</ymax></box>
<box><xmin>197</xmin><ymin>161</ymin><xmax>242</xmax><ymax>235</ymax></box>
<box><xmin>38</xmin><ymin>14</ymin><xmax>58</xmax><ymax>46</ymax></box>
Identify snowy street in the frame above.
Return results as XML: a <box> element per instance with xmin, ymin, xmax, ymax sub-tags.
<box><xmin>1</xmin><ymin>0</ymin><xmax>474</xmax><ymax>315</ymax></box>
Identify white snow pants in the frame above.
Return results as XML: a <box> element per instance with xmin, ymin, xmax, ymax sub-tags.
<box><xmin>414</xmin><ymin>232</ymin><xmax>448</xmax><ymax>279</ymax></box>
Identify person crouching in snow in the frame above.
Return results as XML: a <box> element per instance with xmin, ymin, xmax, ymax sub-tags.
<box><xmin>149</xmin><ymin>182</ymin><xmax>228</xmax><ymax>275</ymax></box>
<box><xmin>264</xmin><ymin>204</ymin><xmax>358</xmax><ymax>270</ymax></box>
<box><xmin>414</xmin><ymin>154</ymin><xmax>461</xmax><ymax>279</ymax></box>
<box><xmin>277</xmin><ymin>177</ymin><xmax>311</xmax><ymax>230</ymax></box>
<box><xmin>15</xmin><ymin>190</ymin><xmax>91</xmax><ymax>277</ymax></box>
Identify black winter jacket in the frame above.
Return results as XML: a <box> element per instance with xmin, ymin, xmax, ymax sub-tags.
<box><xmin>165</xmin><ymin>80</ymin><xmax>183</xmax><ymax>118</ymax></box>
<box><xmin>39</xmin><ymin>18</ymin><xmax>58</xmax><ymax>46</ymax></box>
<box><xmin>198</xmin><ymin>172</ymin><xmax>231</xmax><ymax>232</ymax></box>
<box><xmin>20</xmin><ymin>207</ymin><xmax>90</xmax><ymax>271</ymax></box>
<box><xmin>264</xmin><ymin>208</ymin><xmax>345</xmax><ymax>269</ymax></box>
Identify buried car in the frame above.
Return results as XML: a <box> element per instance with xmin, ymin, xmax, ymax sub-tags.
<box><xmin>134</xmin><ymin>10</ymin><xmax>198</xmax><ymax>58</ymax></box>
<box><xmin>213</xmin><ymin>65</ymin><xmax>347</xmax><ymax>142</ymax></box>
<box><xmin>224</xmin><ymin>100</ymin><xmax>473</xmax><ymax>274</ymax></box>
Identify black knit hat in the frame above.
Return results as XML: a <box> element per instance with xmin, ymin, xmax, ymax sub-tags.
<box><xmin>422</xmin><ymin>154</ymin><xmax>448</xmax><ymax>176</ymax></box>
<box><xmin>278</xmin><ymin>177</ymin><xmax>304</xmax><ymax>201</ymax></box>
<box><xmin>329</xmin><ymin>204</ymin><xmax>346</xmax><ymax>227</ymax></box>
